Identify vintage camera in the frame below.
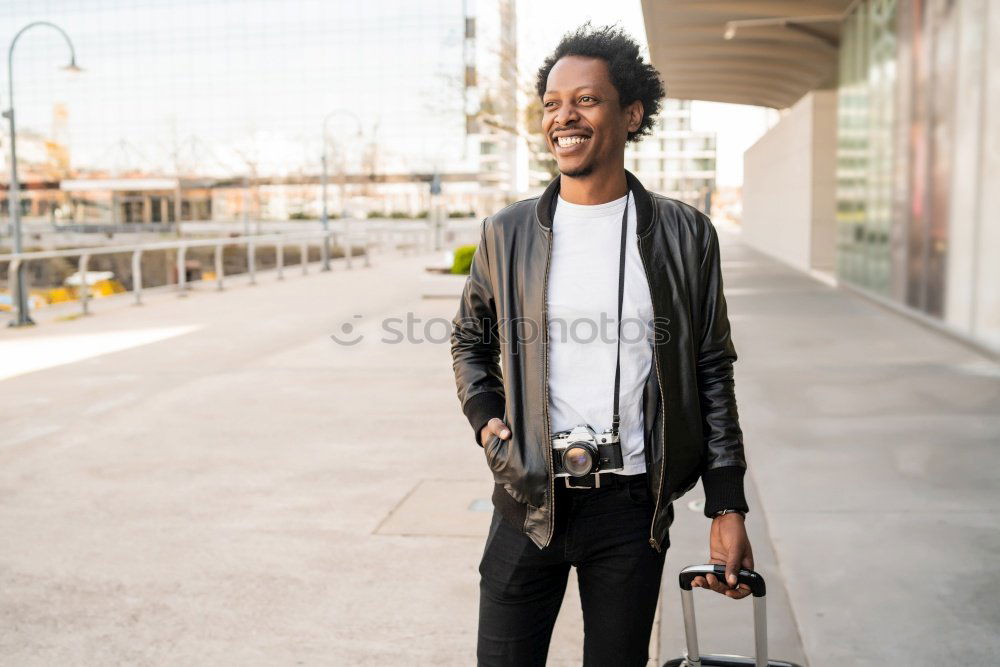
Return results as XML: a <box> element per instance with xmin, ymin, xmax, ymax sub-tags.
<box><xmin>551</xmin><ymin>425</ymin><xmax>625</xmax><ymax>488</ymax></box>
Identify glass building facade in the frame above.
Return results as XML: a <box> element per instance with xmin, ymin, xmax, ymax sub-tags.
<box><xmin>1</xmin><ymin>0</ymin><xmax>471</xmax><ymax>177</ymax></box>
<box><xmin>0</xmin><ymin>0</ymin><xmax>519</xmax><ymax>225</ymax></box>
<box><xmin>835</xmin><ymin>0</ymin><xmax>1000</xmax><ymax>350</ymax></box>
<box><xmin>836</xmin><ymin>0</ymin><xmax>898</xmax><ymax>298</ymax></box>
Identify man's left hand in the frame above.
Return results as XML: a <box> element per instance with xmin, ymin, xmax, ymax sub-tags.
<box><xmin>690</xmin><ymin>513</ymin><xmax>754</xmax><ymax>600</ymax></box>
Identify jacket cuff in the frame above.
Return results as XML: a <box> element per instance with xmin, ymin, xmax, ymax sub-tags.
<box><xmin>701</xmin><ymin>465</ymin><xmax>749</xmax><ymax>518</ymax></box>
<box><xmin>463</xmin><ymin>391</ymin><xmax>506</xmax><ymax>447</ymax></box>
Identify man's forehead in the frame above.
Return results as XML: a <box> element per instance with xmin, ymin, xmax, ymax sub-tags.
<box><xmin>545</xmin><ymin>56</ymin><xmax>611</xmax><ymax>94</ymax></box>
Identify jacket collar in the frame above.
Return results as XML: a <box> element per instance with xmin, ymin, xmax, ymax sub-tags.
<box><xmin>534</xmin><ymin>168</ymin><xmax>655</xmax><ymax>235</ymax></box>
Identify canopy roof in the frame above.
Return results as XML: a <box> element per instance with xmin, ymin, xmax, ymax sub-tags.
<box><xmin>641</xmin><ymin>0</ymin><xmax>854</xmax><ymax>109</ymax></box>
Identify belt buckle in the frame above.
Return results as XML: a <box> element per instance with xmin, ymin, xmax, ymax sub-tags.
<box><xmin>564</xmin><ymin>472</ymin><xmax>601</xmax><ymax>490</ymax></box>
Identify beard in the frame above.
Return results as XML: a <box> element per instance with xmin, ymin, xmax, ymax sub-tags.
<box><xmin>559</xmin><ymin>162</ymin><xmax>594</xmax><ymax>178</ymax></box>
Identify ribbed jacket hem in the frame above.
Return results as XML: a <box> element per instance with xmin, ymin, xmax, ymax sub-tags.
<box><xmin>701</xmin><ymin>465</ymin><xmax>750</xmax><ymax>517</ymax></box>
<box><xmin>463</xmin><ymin>391</ymin><xmax>506</xmax><ymax>447</ymax></box>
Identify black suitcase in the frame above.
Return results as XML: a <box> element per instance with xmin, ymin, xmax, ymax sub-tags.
<box><xmin>662</xmin><ymin>564</ymin><xmax>804</xmax><ymax>667</ymax></box>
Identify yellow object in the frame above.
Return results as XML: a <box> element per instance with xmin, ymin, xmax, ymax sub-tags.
<box><xmin>0</xmin><ymin>278</ymin><xmax>126</xmax><ymax>312</ymax></box>
<box><xmin>46</xmin><ymin>287</ymin><xmax>77</xmax><ymax>304</ymax></box>
<box><xmin>91</xmin><ymin>279</ymin><xmax>126</xmax><ymax>297</ymax></box>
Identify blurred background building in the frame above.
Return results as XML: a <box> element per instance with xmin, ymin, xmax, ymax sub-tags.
<box><xmin>4</xmin><ymin>0</ymin><xmax>997</xmax><ymax>352</ymax></box>
<box><xmin>0</xmin><ymin>0</ymin><xmax>523</xmax><ymax>230</ymax></box>
<box><xmin>0</xmin><ymin>0</ymin><xmax>725</xmax><ymax>237</ymax></box>
<box><xmin>625</xmin><ymin>99</ymin><xmax>717</xmax><ymax>212</ymax></box>
<box><xmin>643</xmin><ymin>0</ymin><xmax>1000</xmax><ymax>353</ymax></box>
<box><xmin>465</xmin><ymin>0</ymin><xmax>522</xmax><ymax>212</ymax></box>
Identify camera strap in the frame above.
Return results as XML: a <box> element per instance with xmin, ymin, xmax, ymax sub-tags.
<box><xmin>611</xmin><ymin>189</ymin><xmax>630</xmax><ymax>437</ymax></box>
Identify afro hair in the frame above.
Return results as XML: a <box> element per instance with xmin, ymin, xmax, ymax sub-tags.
<box><xmin>535</xmin><ymin>22</ymin><xmax>667</xmax><ymax>144</ymax></box>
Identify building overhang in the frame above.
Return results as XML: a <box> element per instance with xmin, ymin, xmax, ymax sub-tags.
<box><xmin>641</xmin><ymin>0</ymin><xmax>854</xmax><ymax>109</ymax></box>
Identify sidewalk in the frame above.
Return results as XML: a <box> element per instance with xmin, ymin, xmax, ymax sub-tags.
<box><xmin>705</xmin><ymin>227</ymin><xmax>1000</xmax><ymax>666</ymax></box>
<box><xmin>0</xmin><ymin>232</ymin><xmax>997</xmax><ymax>665</ymax></box>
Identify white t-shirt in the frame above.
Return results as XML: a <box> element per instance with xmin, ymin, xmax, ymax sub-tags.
<box><xmin>546</xmin><ymin>191</ymin><xmax>654</xmax><ymax>476</ymax></box>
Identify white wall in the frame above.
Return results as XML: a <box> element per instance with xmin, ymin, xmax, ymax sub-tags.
<box><xmin>741</xmin><ymin>90</ymin><xmax>838</xmax><ymax>273</ymax></box>
<box><xmin>974</xmin><ymin>0</ymin><xmax>1000</xmax><ymax>351</ymax></box>
<box><xmin>947</xmin><ymin>0</ymin><xmax>1000</xmax><ymax>350</ymax></box>
<box><xmin>808</xmin><ymin>94</ymin><xmax>838</xmax><ymax>272</ymax></box>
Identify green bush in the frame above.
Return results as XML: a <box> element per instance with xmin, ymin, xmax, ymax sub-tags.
<box><xmin>451</xmin><ymin>244</ymin><xmax>478</xmax><ymax>275</ymax></box>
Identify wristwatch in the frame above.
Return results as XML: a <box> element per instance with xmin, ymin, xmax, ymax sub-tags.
<box><xmin>713</xmin><ymin>508</ymin><xmax>746</xmax><ymax>519</ymax></box>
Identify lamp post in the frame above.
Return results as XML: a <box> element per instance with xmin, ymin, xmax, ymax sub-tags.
<box><xmin>4</xmin><ymin>21</ymin><xmax>82</xmax><ymax>327</ymax></box>
<box><xmin>320</xmin><ymin>109</ymin><xmax>362</xmax><ymax>271</ymax></box>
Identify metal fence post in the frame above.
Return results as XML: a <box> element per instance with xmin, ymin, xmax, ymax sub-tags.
<box><xmin>247</xmin><ymin>239</ymin><xmax>256</xmax><ymax>285</ymax></box>
<box><xmin>132</xmin><ymin>248</ymin><xmax>143</xmax><ymax>305</ymax></box>
<box><xmin>276</xmin><ymin>240</ymin><xmax>284</xmax><ymax>280</ymax></box>
<box><xmin>215</xmin><ymin>244</ymin><xmax>224</xmax><ymax>290</ymax></box>
<box><xmin>321</xmin><ymin>232</ymin><xmax>331</xmax><ymax>271</ymax></box>
<box><xmin>176</xmin><ymin>245</ymin><xmax>188</xmax><ymax>293</ymax></box>
<box><xmin>301</xmin><ymin>241</ymin><xmax>309</xmax><ymax>275</ymax></box>
<box><xmin>7</xmin><ymin>257</ymin><xmax>28</xmax><ymax>324</ymax></box>
<box><xmin>79</xmin><ymin>253</ymin><xmax>90</xmax><ymax>315</ymax></box>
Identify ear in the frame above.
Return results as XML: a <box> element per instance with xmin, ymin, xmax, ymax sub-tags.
<box><xmin>626</xmin><ymin>100</ymin><xmax>644</xmax><ymax>134</ymax></box>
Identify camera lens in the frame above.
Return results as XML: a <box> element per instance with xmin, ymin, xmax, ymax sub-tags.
<box><xmin>563</xmin><ymin>444</ymin><xmax>594</xmax><ymax>477</ymax></box>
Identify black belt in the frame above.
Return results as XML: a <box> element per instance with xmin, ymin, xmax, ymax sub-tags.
<box><xmin>562</xmin><ymin>472</ymin><xmax>647</xmax><ymax>490</ymax></box>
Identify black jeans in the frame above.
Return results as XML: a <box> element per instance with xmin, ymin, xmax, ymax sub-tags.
<box><xmin>477</xmin><ymin>474</ymin><xmax>667</xmax><ymax>666</ymax></box>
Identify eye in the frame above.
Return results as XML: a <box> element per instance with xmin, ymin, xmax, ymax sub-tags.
<box><xmin>580</xmin><ymin>96</ymin><xmax>596</xmax><ymax>103</ymax></box>
<box><xmin>543</xmin><ymin>101</ymin><xmax>556</xmax><ymax>108</ymax></box>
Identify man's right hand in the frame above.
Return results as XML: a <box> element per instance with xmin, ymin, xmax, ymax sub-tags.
<box><xmin>480</xmin><ymin>417</ymin><xmax>511</xmax><ymax>448</ymax></box>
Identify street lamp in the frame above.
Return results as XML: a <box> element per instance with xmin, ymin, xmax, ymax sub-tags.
<box><xmin>4</xmin><ymin>21</ymin><xmax>83</xmax><ymax>327</ymax></box>
<box><xmin>320</xmin><ymin>109</ymin><xmax>362</xmax><ymax>271</ymax></box>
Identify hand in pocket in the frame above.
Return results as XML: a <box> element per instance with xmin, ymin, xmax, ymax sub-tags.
<box><xmin>479</xmin><ymin>417</ymin><xmax>510</xmax><ymax>448</ymax></box>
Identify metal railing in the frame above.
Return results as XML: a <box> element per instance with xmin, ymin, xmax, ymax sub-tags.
<box><xmin>0</xmin><ymin>225</ymin><xmax>438</xmax><ymax>321</ymax></box>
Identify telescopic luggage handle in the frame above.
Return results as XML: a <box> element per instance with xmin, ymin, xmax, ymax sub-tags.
<box><xmin>674</xmin><ymin>565</ymin><xmax>772</xmax><ymax>667</ymax></box>
<box><xmin>678</xmin><ymin>564</ymin><xmax>766</xmax><ymax>597</ymax></box>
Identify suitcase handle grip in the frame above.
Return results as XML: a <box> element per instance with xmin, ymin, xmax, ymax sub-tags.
<box><xmin>678</xmin><ymin>564</ymin><xmax>767</xmax><ymax>597</ymax></box>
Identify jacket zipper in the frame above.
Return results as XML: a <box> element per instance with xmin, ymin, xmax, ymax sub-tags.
<box><xmin>537</xmin><ymin>225</ymin><xmax>556</xmax><ymax>547</ymax></box>
<box><xmin>638</xmin><ymin>233</ymin><xmax>668</xmax><ymax>553</ymax></box>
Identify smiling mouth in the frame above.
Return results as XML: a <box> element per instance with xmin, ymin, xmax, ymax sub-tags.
<box><xmin>555</xmin><ymin>136</ymin><xmax>591</xmax><ymax>148</ymax></box>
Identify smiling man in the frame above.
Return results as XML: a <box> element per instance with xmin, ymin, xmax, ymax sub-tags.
<box><xmin>451</xmin><ymin>23</ymin><xmax>754</xmax><ymax>666</ymax></box>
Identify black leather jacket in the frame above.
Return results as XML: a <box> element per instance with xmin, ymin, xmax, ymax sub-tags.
<box><xmin>450</xmin><ymin>170</ymin><xmax>748</xmax><ymax>551</ymax></box>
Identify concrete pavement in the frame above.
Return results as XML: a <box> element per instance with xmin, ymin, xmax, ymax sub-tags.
<box><xmin>1</xmin><ymin>229</ymin><xmax>997</xmax><ymax>666</ymax></box>
<box><xmin>0</xmin><ymin>251</ymin><xmax>554</xmax><ymax>665</ymax></box>
<box><xmin>707</xmin><ymin>227</ymin><xmax>1000</xmax><ymax>666</ymax></box>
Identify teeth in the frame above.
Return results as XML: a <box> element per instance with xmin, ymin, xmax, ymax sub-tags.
<box><xmin>557</xmin><ymin>136</ymin><xmax>590</xmax><ymax>147</ymax></box>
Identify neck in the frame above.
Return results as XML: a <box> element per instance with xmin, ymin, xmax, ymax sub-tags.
<box><xmin>558</xmin><ymin>160</ymin><xmax>627</xmax><ymax>205</ymax></box>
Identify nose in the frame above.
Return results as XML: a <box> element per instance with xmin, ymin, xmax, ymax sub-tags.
<box><xmin>553</xmin><ymin>101</ymin><xmax>580</xmax><ymax>130</ymax></box>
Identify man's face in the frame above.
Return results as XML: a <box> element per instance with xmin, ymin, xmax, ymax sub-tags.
<box><xmin>541</xmin><ymin>55</ymin><xmax>640</xmax><ymax>178</ymax></box>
